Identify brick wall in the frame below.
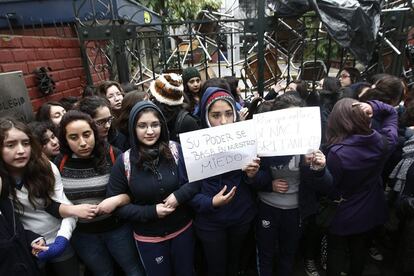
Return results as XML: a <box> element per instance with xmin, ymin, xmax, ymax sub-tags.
<box><xmin>0</xmin><ymin>26</ymin><xmax>107</xmax><ymax>112</ymax></box>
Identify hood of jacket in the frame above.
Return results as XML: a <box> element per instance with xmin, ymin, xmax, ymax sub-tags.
<box><xmin>128</xmin><ymin>101</ymin><xmax>169</xmax><ymax>154</ymax></box>
<box><xmin>199</xmin><ymin>86</ymin><xmax>239</xmax><ymax>128</ymax></box>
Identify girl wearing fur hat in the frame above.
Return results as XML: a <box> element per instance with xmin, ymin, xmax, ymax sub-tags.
<box><xmin>189</xmin><ymin>87</ymin><xmax>262</xmax><ymax>276</ymax></box>
<box><xmin>150</xmin><ymin>73</ymin><xmax>200</xmax><ymax>143</ymax></box>
<box><xmin>107</xmin><ymin>101</ymin><xmax>198</xmax><ymax>276</ymax></box>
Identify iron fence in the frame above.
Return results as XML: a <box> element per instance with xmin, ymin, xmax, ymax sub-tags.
<box><xmin>72</xmin><ymin>0</ymin><xmax>414</xmax><ymax>96</ymax></box>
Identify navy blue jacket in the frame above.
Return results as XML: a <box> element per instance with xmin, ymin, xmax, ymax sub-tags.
<box><xmin>107</xmin><ymin>101</ymin><xmax>198</xmax><ymax>237</ymax></box>
<box><xmin>187</xmin><ymin>87</ymin><xmax>257</xmax><ymax>230</ymax></box>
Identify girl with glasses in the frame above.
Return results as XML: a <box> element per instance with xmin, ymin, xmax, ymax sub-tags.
<box><xmin>98</xmin><ymin>81</ymin><xmax>125</xmax><ymax>118</ymax></box>
<box><xmin>338</xmin><ymin>67</ymin><xmax>361</xmax><ymax>87</ymax></box>
<box><xmin>78</xmin><ymin>96</ymin><xmax>126</xmax><ymax>151</ymax></box>
<box><xmin>107</xmin><ymin>101</ymin><xmax>198</xmax><ymax>275</ymax></box>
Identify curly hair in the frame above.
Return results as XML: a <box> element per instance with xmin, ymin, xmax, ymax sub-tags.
<box><xmin>58</xmin><ymin>110</ymin><xmax>108</xmax><ymax>174</ymax></box>
<box><xmin>0</xmin><ymin>117</ymin><xmax>54</xmax><ymax>210</ymax></box>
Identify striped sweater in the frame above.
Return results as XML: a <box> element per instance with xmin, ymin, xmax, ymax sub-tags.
<box><xmin>54</xmin><ymin>149</ymin><xmax>122</xmax><ymax>233</ymax></box>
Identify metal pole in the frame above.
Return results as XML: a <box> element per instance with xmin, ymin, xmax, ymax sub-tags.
<box><xmin>257</xmin><ymin>0</ymin><xmax>266</xmax><ymax>97</ymax></box>
<box><xmin>114</xmin><ymin>37</ymin><xmax>130</xmax><ymax>83</ymax></box>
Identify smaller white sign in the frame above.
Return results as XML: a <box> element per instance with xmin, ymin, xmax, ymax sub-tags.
<box><xmin>254</xmin><ymin>107</ymin><xmax>321</xmax><ymax>156</ymax></box>
<box><xmin>179</xmin><ymin>120</ymin><xmax>257</xmax><ymax>182</ymax></box>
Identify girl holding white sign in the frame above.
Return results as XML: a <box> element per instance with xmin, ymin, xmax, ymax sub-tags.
<box><xmin>252</xmin><ymin>94</ymin><xmax>333</xmax><ymax>276</ymax></box>
<box><xmin>189</xmin><ymin>87</ymin><xmax>261</xmax><ymax>276</ymax></box>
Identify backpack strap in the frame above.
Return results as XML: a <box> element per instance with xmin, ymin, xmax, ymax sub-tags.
<box><xmin>59</xmin><ymin>154</ymin><xmax>69</xmax><ymax>172</ymax></box>
<box><xmin>174</xmin><ymin>109</ymin><xmax>189</xmax><ymax>141</ymax></box>
<box><xmin>123</xmin><ymin>149</ymin><xmax>131</xmax><ymax>183</ymax></box>
<box><xmin>109</xmin><ymin>145</ymin><xmax>116</xmax><ymax>164</ymax></box>
<box><xmin>169</xmin><ymin>141</ymin><xmax>180</xmax><ymax>165</ymax></box>
<box><xmin>123</xmin><ymin>143</ymin><xmax>179</xmax><ymax>185</ymax></box>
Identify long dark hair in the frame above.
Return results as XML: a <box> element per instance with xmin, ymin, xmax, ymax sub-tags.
<box><xmin>0</xmin><ymin>117</ymin><xmax>54</xmax><ymax>210</ymax></box>
<box><xmin>77</xmin><ymin>96</ymin><xmax>111</xmax><ymax>119</ymax></box>
<box><xmin>183</xmin><ymin>84</ymin><xmax>200</xmax><ymax>114</ymax></box>
<box><xmin>133</xmin><ymin>108</ymin><xmax>173</xmax><ymax>167</ymax></box>
<box><xmin>288</xmin><ymin>80</ymin><xmax>309</xmax><ymax>100</ymax></box>
<box><xmin>340</xmin><ymin>67</ymin><xmax>361</xmax><ymax>84</ymax></box>
<box><xmin>36</xmin><ymin>101</ymin><xmax>65</xmax><ymax>122</ymax></box>
<box><xmin>326</xmin><ymin>98</ymin><xmax>372</xmax><ymax>145</ymax></box>
<box><xmin>114</xmin><ymin>90</ymin><xmax>147</xmax><ymax>135</ymax></box>
<box><xmin>28</xmin><ymin>121</ymin><xmax>57</xmax><ymax>146</ymax></box>
<box><xmin>359</xmin><ymin>74</ymin><xmax>404</xmax><ymax>106</ymax></box>
<box><xmin>58</xmin><ymin>110</ymin><xmax>108</xmax><ymax>174</ymax></box>
<box><xmin>322</xmin><ymin>77</ymin><xmax>341</xmax><ymax>94</ymax></box>
<box><xmin>223</xmin><ymin>76</ymin><xmax>241</xmax><ymax>103</ymax></box>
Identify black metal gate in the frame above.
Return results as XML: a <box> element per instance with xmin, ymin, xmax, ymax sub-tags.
<box><xmin>74</xmin><ymin>0</ymin><xmax>414</xmax><ymax>96</ymax></box>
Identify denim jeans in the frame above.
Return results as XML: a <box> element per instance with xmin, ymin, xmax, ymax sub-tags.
<box><xmin>71</xmin><ymin>223</ymin><xmax>144</xmax><ymax>276</ymax></box>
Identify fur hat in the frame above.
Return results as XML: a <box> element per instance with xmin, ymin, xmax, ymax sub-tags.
<box><xmin>150</xmin><ymin>73</ymin><xmax>184</xmax><ymax>106</ymax></box>
<box><xmin>182</xmin><ymin>67</ymin><xmax>201</xmax><ymax>85</ymax></box>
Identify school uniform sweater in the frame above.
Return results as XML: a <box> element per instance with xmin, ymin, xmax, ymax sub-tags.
<box><xmin>14</xmin><ymin>162</ymin><xmax>76</xmax><ymax>244</ymax></box>
<box><xmin>54</xmin><ymin>148</ymin><xmax>123</xmax><ymax>233</ymax></box>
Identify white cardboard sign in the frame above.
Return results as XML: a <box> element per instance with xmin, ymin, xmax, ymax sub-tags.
<box><xmin>254</xmin><ymin>107</ymin><xmax>321</xmax><ymax>156</ymax></box>
<box><xmin>179</xmin><ymin>120</ymin><xmax>257</xmax><ymax>182</ymax></box>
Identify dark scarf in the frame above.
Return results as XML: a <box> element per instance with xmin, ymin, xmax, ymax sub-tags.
<box><xmin>141</xmin><ymin>148</ymin><xmax>160</xmax><ymax>174</ymax></box>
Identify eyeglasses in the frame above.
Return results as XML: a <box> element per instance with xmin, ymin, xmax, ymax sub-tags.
<box><xmin>136</xmin><ymin>122</ymin><xmax>161</xmax><ymax>131</ymax></box>
<box><xmin>95</xmin><ymin>116</ymin><xmax>114</xmax><ymax>127</ymax></box>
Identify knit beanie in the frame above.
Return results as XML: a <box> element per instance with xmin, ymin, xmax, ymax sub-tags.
<box><xmin>150</xmin><ymin>73</ymin><xmax>184</xmax><ymax>106</ymax></box>
<box><xmin>182</xmin><ymin>67</ymin><xmax>201</xmax><ymax>85</ymax></box>
<box><xmin>205</xmin><ymin>91</ymin><xmax>237</xmax><ymax>127</ymax></box>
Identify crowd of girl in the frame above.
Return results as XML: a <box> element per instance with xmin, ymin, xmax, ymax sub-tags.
<box><xmin>1</xmin><ymin>66</ymin><xmax>414</xmax><ymax>276</ymax></box>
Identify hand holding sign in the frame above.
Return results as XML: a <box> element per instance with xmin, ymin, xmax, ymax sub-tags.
<box><xmin>254</xmin><ymin>107</ymin><xmax>321</xmax><ymax>156</ymax></box>
<box><xmin>242</xmin><ymin>157</ymin><xmax>261</xmax><ymax>178</ymax></box>
<box><xmin>180</xmin><ymin>120</ymin><xmax>257</xmax><ymax>182</ymax></box>
<box><xmin>304</xmin><ymin>150</ymin><xmax>326</xmax><ymax>171</ymax></box>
